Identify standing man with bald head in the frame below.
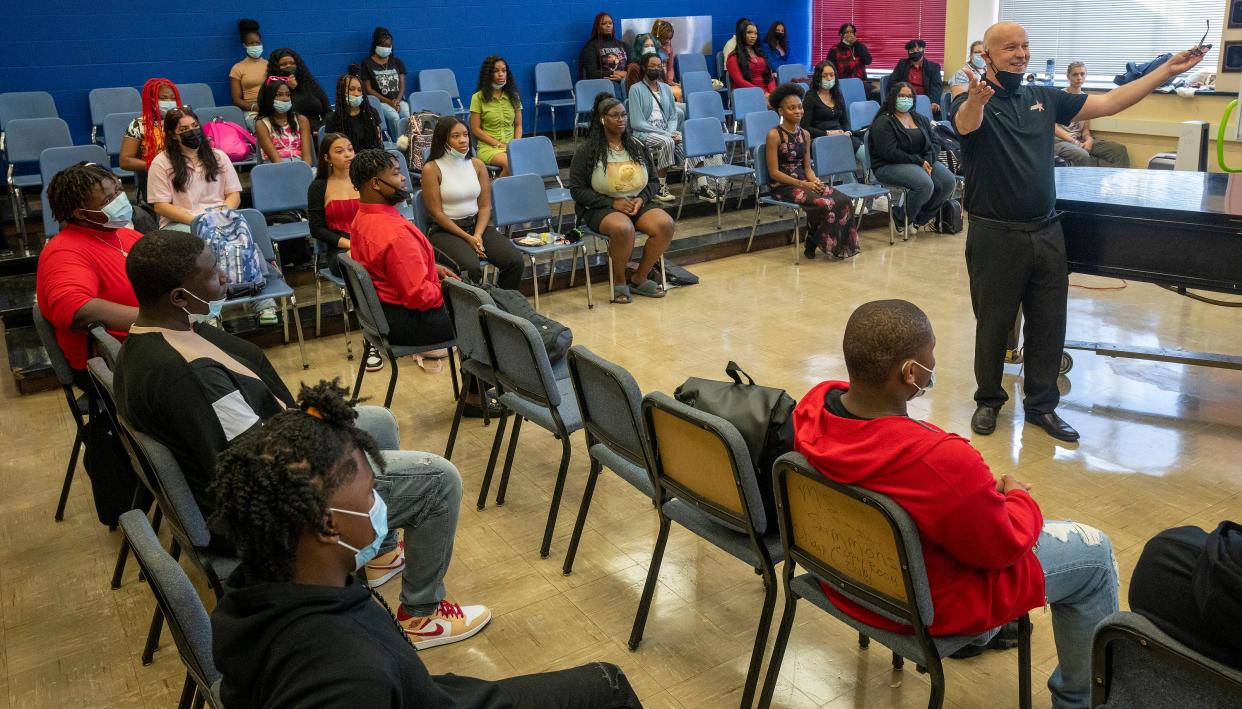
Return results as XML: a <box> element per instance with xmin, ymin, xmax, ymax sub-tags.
<box><xmin>952</xmin><ymin>22</ymin><xmax>1204</xmax><ymax>442</ymax></box>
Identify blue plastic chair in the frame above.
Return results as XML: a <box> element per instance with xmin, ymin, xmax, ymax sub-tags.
<box><xmin>839</xmin><ymin>78</ymin><xmax>866</xmax><ymax>108</ymax></box>
<box><xmin>226</xmin><ymin>208</ymin><xmax>308</xmax><ymax>367</ymax></box>
<box><xmin>385</xmin><ymin>148</ymin><xmax>416</xmax><ymax>220</ymax></box>
<box><xmin>678</xmin><ymin>117</ymin><xmax>754</xmax><ymax>228</ymax></box>
<box><xmin>533</xmin><ymin>62</ymin><xmax>576</xmax><ymax>136</ymax></box>
<box><xmin>849</xmin><ymin>101</ymin><xmax>880</xmax><ymax>130</ymax></box>
<box><xmin>745</xmin><ymin>112</ymin><xmax>807</xmax><ymax>260</ymax></box>
<box><xmin>915</xmin><ymin>95</ymin><xmax>933</xmax><ymax>121</ymax></box>
<box><xmin>676</xmin><ymin>53</ymin><xmax>711</xmax><ymax>81</ymax></box>
<box><xmin>39</xmin><ymin>144</ymin><xmax>109</xmax><ymax>238</ymax></box>
<box><xmin>813</xmin><ymin>133</ymin><xmax>890</xmax><ymax>233</ymax></box>
<box><xmin>175</xmin><ymin>83</ymin><xmax>214</xmax><ymax>110</ymax></box>
<box><xmin>89</xmin><ymin>87</ymin><xmax>141</xmax><ymax>144</ymax></box>
<box><xmin>248</xmin><ymin>161</ymin><xmax>314</xmax><ymax>253</ymax></box>
<box><xmin>778</xmin><ymin>63</ymin><xmax>808</xmax><ymax>85</ymax></box>
<box><xmin>573</xmin><ymin>79</ymin><xmax>617</xmax><ymax>140</ymax></box>
<box><xmin>507</xmin><ymin>136</ymin><xmax>571</xmax><ymax>227</ymax></box>
<box><xmin>408</xmin><ymin>90</ymin><xmax>454</xmax><ymax>116</ymax></box>
<box><xmin>0</xmin><ymin>91</ymin><xmax>57</xmax><ymax>155</ymax></box>
<box><xmin>102</xmin><ymin>112</ymin><xmax>140</xmax><ymax>180</ymax></box>
<box><xmin>492</xmin><ymin>173</ymin><xmax>592</xmax><ymax>310</ymax></box>
<box><xmin>418</xmin><ymin>68</ymin><xmax>468</xmax><ymax>117</ymax></box>
<box><xmin>731</xmin><ymin>88</ymin><xmax>768</xmax><ymax>131</ymax></box>
<box><xmin>6</xmin><ymin>117</ymin><xmax>72</xmax><ymax>240</ymax></box>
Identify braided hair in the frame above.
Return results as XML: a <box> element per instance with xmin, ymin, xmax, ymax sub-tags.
<box><xmin>348</xmin><ymin>148</ymin><xmax>397</xmax><ymax>191</ymax></box>
<box><xmin>46</xmin><ymin>161</ymin><xmax>119</xmax><ymax>224</ymax></box>
<box><xmin>209</xmin><ymin>380</ymin><xmax>384</xmax><ymax>583</ymax></box>
<box><xmin>331</xmin><ymin>67</ymin><xmax>382</xmax><ymax>152</ymax></box>
<box><xmin>580</xmin><ymin>92</ymin><xmax>647</xmax><ymax>174</ymax></box>
<box><xmin>370</xmin><ymin>26</ymin><xmax>393</xmax><ymax>55</ymax></box>
<box><xmin>139</xmin><ymin>78</ymin><xmax>181</xmax><ymax>169</ymax></box>
<box><xmin>474</xmin><ymin>55</ymin><xmax>520</xmax><ymax>109</ymax></box>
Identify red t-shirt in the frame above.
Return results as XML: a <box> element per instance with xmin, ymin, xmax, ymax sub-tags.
<box><xmin>349</xmin><ymin>202</ymin><xmax>443</xmax><ymax>311</ymax></box>
<box><xmin>907</xmin><ymin>64</ymin><xmax>926</xmax><ymax>95</ymax></box>
<box><xmin>36</xmin><ymin>223</ymin><xmax>141</xmax><ymax>370</ymax></box>
<box><xmin>793</xmin><ymin>381</ymin><xmax>1046</xmax><ymax>637</ymax></box>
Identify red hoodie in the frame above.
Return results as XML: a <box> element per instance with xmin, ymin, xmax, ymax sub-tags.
<box><xmin>793</xmin><ymin>381</ymin><xmax>1045</xmax><ymax>636</ymax></box>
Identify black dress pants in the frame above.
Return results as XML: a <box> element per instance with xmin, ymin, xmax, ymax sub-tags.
<box><xmin>426</xmin><ymin>216</ymin><xmax>525</xmax><ymax>290</ymax></box>
<box><xmin>965</xmin><ymin>215</ymin><xmax>1068</xmax><ymax>414</ymax></box>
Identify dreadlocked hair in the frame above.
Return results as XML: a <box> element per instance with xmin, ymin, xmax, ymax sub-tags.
<box><xmin>139</xmin><ymin>78</ymin><xmax>181</xmax><ymax>169</ymax></box>
<box><xmin>46</xmin><ymin>162</ymin><xmax>119</xmax><ymax>224</ymax></box>
<box><xmin>330</xmin><ymin>68</ymin><xmax>382</xmax><ymax>153</ymax></box>
<box><xmin>474</xmin><ymin>55</ymin><xmax>520</xmax><ymax>109</ymax></box>
<box><xmin>208</xmin><ymin>379</ymin><xmax>384</xmax><ymax>583</ymax></box>
<box><xmin>581</xmin><ymin>92</ymin><xmax>647</xmax><ymax>173</ymax></box>
<box><xmin>162</xmin><ymin>107</ymin><xmax>221</xmax><ymax>192</ymax></box>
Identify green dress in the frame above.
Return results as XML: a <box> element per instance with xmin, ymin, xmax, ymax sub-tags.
<box><xmin>470</xmin><ymin>91</ymin><xmax>521</xmax><ymax>163</ymax></box>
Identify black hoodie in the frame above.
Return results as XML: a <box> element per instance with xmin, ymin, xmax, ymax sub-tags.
<box><xmin>212</xmin><ymin>566</ymin><xmax>507</xmax><ymax>708</ymax></box>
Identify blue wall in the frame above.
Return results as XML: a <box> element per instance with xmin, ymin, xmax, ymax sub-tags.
<box><xmin>0</xmin><ymin>1</ymin><xmax>810</xmax><ymax>146</ymax></box>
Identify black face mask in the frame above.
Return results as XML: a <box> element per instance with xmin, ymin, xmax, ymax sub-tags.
<box><xmin>178</xmin><ymin>128</ymin><xmax>204</xmax><ymax>149</ymax></box>
<box><xmin>774</xmin><ymin>32</ymin><xmax>785</xmax><ymax>38</ymax></box>
<box><xmin>986</xmin><ymin>57</ymin><xmax>1025</xmax><ymax>93</ymax></box>
<box><xmin>645</xmin><ymin>68</ymin><xmax>662</xmax><ymax>81</ymax></box>
<box><xmin>378</xmin><ymin>178</ymin><xmax>408</xmax><ymax>205</ymax></box>
<box><xmin>909</xmin><ymin>50</ymin><xmax>924</xmax><ymax>62</ymax></box>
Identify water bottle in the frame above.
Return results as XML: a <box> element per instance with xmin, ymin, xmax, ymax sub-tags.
<box><xmin>1045</xmin><ymin>59</ymin><xmax>1055</xmax><ymax>85</ymax></box>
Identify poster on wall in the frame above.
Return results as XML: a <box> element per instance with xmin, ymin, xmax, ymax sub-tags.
<box><xmin>620</xmin><ymin>16</ymin><xmax>713</xmax><ymax>56</ymax></box>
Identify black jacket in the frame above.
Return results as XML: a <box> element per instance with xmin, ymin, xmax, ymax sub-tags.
<box><xmin>868</xmin><ymin>111</ymin><xmax>938</xmax><ymax>170</ymax></box>
<box><xmin>887</xmin><ymin>58</ymin><xmax>944</xmax><ymax>106</ymax></box>
<box><xmin>213</xmin><ymin>567</ymin><xmax>508</xmax><ymax>708</ymax></box>
<box><xmin>568</xmin><ymin>143</ymin><xmax>658</xmax><ymax>218</ymax></box>
<box><xmin>578</xmin><ymin>38</ymin><xmax>628</xmax><ymax>80</ymax></box>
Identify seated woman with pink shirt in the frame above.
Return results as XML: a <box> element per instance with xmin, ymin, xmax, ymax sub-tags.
<box><xmin>146</xmin><ymin>107</ymin><xmax>242</xmax><ymax>231</ymax></box>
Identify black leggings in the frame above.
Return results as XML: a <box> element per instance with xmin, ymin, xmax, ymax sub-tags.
<box><xmin>494</xmin><ymin>662</ymin><xmax>643</xmax><ymax>709</ymax></box>
<box><xmin>379</xmin><ymin>302</ymin><xmax>455</xmax><ymax>348</ymax></box>
<box><xmin>426</xmin><ymin>216</ymin><xmax>525</xmax><ymax>290</ymax></box>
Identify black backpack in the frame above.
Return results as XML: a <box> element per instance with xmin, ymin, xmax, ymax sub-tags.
<box><xmin>935</xmin><ymin>199</ymin><xmax>963</xmax><ymax>234</ymax></box>
<box><xmin>480</xmin><ymin>285</ymin><xmax>572</xmax><ymax>364</ymax></box>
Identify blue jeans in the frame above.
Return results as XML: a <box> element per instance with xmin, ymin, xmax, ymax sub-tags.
<box><xmin>963</xmin><ymin>520</ymin><xmax>1118</xmax><ymax>709</ymax></box>
<box><xmin>376</xmin><ymin>100</ymin><xmax>410</xmax><ymax>144</ymax></box>
<box><xmin>355</xmin><ymin>406</ymin><xmax>463</xmax><ymax>616</ymax></box>
<box><xmin>874</xmin><ymin>161</ymin><xmax>956</xmax><ymax>225</ymax></box>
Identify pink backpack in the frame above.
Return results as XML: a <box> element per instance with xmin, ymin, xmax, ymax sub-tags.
<box><xmin>202</xmin><ymin>118</ymin><xmax>257</xmax><ymax>162</ymax></box>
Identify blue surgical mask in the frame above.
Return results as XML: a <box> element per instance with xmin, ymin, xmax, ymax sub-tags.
<box><xmin>331</xmin><ymin>493</ymin><xmax>389</xmax><ymax>570</ymax></box>
<box><xmin>84</xmin><ymin>192</ymin><xmax>133</xmax><ymax>229</ymax></box>
<box><xmin>347</xmin><ymin>94</ymin><xmax>364</xmax><ymax>108</ymax></box>
<box><xmin>158</xmin><ymin>100</ymin><xmax>178</xmax><ymax>115</ymax></box>
<box><xmin>895</xmin><ymin>96</ymin><xmax>914</xmax><ymax>113</ymax></box>
<box><xmin>907</xmin><ymin>359</ymin><xmax>936</xmax><ymax>399</ymax></box>
<box><xmin>970</xmin><ymin>54</ymin><xmax>986</xmax><ymax>70</ymax></box>
<box><xmin>642</xmin><ymin>46</ymin><xmax>656</xmax><ymax>55</ymax></box>
<box><xmin>245</xmin><ymin>44</ymin><xmax>263</xmax><ymax>59</ymax></box>
<box><xmin>821</xmin><ymin>78</ymin><xmax>836</xmax><ymax>91</ymax></box>
<box><xmin>446</xmin><ymin>147</ymin><xmax>468</xmax><ymax>160</ymax></box>
<box><xmin>182</xmin><ymin>288</ymin><xmax>225</xmax><ymax>324</ymax></box>
<box><xmin>273</xmin><ymin>100</ymin><xmax>293</xmax><ymax>114</ymax></box>
<box><xmin>375</xmin><ymin>45</ymin><xmax>392</xmax><ymax>58</ymax></box>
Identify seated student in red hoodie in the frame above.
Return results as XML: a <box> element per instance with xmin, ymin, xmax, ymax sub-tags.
<box><xmin>793</xmin><ymin>299</ymin><xmax>1118</xmax><ymax>709</ymax></box>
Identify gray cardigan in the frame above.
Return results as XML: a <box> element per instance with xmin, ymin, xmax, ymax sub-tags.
<box><xmin>627</xmin><ymin>80</ymin><xmax>682</xmax><ymax>136</ymax></box>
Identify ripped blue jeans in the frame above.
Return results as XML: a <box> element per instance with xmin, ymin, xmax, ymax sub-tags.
<box><xmin>355</xmin><ymin>406</ymin><xmax>463</xmax><ymax>616</ymax></box>
<box><xmin>966</xmin><ymin>520</ymin><xmax>1119</xmax><ymax>709</ymax></box>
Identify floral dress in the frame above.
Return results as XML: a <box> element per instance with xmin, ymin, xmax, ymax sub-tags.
<box><xmin>769</xmin><ymin>125</ymin><xmax>860</xmax><ymax>257</ymax></box>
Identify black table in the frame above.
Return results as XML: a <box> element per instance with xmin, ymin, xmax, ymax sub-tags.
<box><xmin>1054</xmin><ymin>167</ymin><xmax>1242</xmax><ymax>369</ymax></box>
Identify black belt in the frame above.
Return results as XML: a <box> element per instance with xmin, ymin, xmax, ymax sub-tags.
<box><xmin>970</xmin><ymin>211</ymin><xmax>1063</xmax><ymax>232</ymax></box>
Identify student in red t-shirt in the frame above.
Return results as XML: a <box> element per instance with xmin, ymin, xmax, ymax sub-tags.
<box><xmin>35</xmin><ymin>162</ymin><xmax>141</xmax><ymax>386</ymax></box>
<box><xmin>793</xmin><ymin>299</ymin><xmax>1118</xmax><ymax>709</ymax></box>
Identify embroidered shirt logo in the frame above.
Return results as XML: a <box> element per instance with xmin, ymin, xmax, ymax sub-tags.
<box><xmin>1029</xmin><ymin>101</ymin><xmax>1045</xmax><ymax>112</ymax></box>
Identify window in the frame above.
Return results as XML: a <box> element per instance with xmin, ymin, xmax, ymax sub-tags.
<box><xmin>998</xmin><ymin>0</ymin><xmax>1222</xmax><ymax>81</ymax></box>
<box><xmin>812</xmin><ymin>0</ymin><xmax>947</xmax><ymax>69</ymax></box>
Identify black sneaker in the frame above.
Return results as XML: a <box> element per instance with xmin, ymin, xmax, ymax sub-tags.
<box><xmin>949</xmin><ymin>621</ymin><xmax>1021</xmax><ymax>660</ymax></box>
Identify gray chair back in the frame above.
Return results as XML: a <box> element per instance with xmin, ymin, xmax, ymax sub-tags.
<box><xmin>31</xmin><ymin>302</ymin><xmax>75</xmax><ymax>388</ymax></box>
<box><xmin>88</xmin><ymin>325</ymin><xmax>122</xmax><ymax>370</ymax></box>
<box><xmin>772</xmin><ymin>452</ymin><xmax>934</xmax><ymax>628</ymax></box>
<box><xmin>117</xmin><ymin>416</ymin><xmax>213</xmax><ymax>551</ymax></box>
<box><xmin>336</xmin><ymin>254</ymin><xmax>391</xmax><ymax>346</ymax></box>
<box><xmin>443</xmin><ymin>279</ymin><xmax>496</xmax><ymax>370</ymax></box>
<box><xmin>87</xmin><ymin>357</ymin><xmax>153</xmax><ymax>496</ymax></box>
<box><xmin>566</xmin><ymin>345</ymin><xmax>648</xmax><ymax>472</ymax></box>
<box><xmin>641</xmin><ymin>392</ymin><xmax>767</xmax><ymax>535</ymax></box>
<box><xmin>477</xmin><ymin>304</ymin><xmax>560</xmax><ymax>407</ymax></box>
<box><xmin>119</xmin><ymin>510</ymin><xmax>222</xmax><ymax>705</ymax></box>
<box><xmin>1092</xmin><ymin>611</ymin><xmax>1242</xmax><ymax>708</ymax></box>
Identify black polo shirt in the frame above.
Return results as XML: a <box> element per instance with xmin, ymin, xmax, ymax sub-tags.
<box><xmin>951</xmin><ymin>84</ymin><xmax>1087</xmax><ymax>221</ymax></box>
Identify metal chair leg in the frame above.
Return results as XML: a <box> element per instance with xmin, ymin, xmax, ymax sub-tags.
<box><xmin>1018</xmin><ymin>614</ymin><xmax>1032</xmax><ymax>709</ymax></box>
<box><xmin>289</xmin><ymin>295</ymin><xmax>308</xmax><ymax>369</ymax></box>
<box><xmin>443</xmin><ymin>385</ymin><xmax>468</xmax><ymax>459</ymax></box>
<box><xmin>529</xmin><ymin>255</ymin><xmax>540</xmax><ymax>311</ymax></box>
<box><xmin>562</xmin><ymin>458</ymin><xmax>601</xmax><ymax>575</ymax></box>
<box><xmin>539</xmin><ymin>431</ymin><xmax>573</xmax><ymax>559</ymax></box>
<box><xmin>477</xmin><ymin>410</ymin><xmax>510</xmax><ymax>510</ymax></box>
<box><xmin>314</xmin><ymin>275</ymin><xmax>323</xmax><ymax>337</ymax></box>
<box><xmin>382</xmin><ymin>349</ymin><xmax>399</xmax><ymax>408</ymax></box>
<box><xmin>628</xmin><ymin>514</ymin><xmax>671</xmax><ymax>650</ymax></box>
<box><xmin>351</xmin><ymin>345</ymin><xmax>368</xmax><ymax>403</ymax></box>
<box><xmin>495</xmin><ymin>416</ymin><xmax>524</xmax><ymax>506</ymax></box>
<box><xmin>341</xmin><ymin>288</ymin><xmax>354</xmax><ymax>360</ymax></box>
<box><xmin>758</xmin><ymin>586</ymin><xmax>799</xmax><ymax>709</ymax></box>
<box><xmin>746</xmin><ymin>195</ymin><xmax>762</xmax><ymax>253</ymax></box>
<box><xmin>177</xmin><ymin>673</ymin><xmax>195</xmax><ymax>709</ymax></box>
<box><xmin>54</xmin><ymin>427</ymin><xmax>84</xmax><ymax>521</ymax></box>
<box><xmin>740</xmin><ymin>565</ymin><xmax>778</xmax><ymax>709</ymax></box>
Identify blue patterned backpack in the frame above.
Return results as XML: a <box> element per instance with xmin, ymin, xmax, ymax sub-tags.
<box><xmin>192</xmin><ymin>207</ymin><xmax>267</xmax><ymax>297</ymax></box>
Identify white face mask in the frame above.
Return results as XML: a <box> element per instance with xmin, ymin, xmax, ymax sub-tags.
<box><xmin>182</xmin><ymin>288</ymin><xmax>225</xmax><ymax>325</ymax></box>
<box><xmin>906</xmin><ymin>359</ymin><xmax>936</xmax><ymax>399</ymax></box>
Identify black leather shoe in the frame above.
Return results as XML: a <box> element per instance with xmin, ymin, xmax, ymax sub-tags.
<box><xmin>971</xmin><ymin>405</ymin><xmax>1000</xmax><ymax>435</ymax></box>
<box><xmin>1027</xmin><ymin>411</ymin><xmax>1079</xmax><ymax>442</ymax></box>
<box><xmin>949</xmin><ymin>621</ymin><xmax>1021</xmax><ymax>660</ymax></box>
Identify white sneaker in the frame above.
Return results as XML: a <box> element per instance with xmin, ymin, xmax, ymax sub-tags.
<box><xmin>365</xmin><ymin>350</ymin><xmax>385</xmax><ymax>372</ymax></box>
<box><xmin>654</xmin><ymin>184</ymin><xmax>676</xmax><ymax>203</ymax></box>
<box><xmin>398</xmin><ymin>600</ymin><xmax>492</xmax><ymax>650</ymax></box>
<box><xmin>697</xmin><ymin>186</ymin><xmax>719</xmax><ymax>204</ymax></box>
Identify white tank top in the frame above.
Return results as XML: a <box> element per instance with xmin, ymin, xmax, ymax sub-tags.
<box><xmin>433</xmin><ymin>155</ymin><xmax>481</xmax><ymax>220</ymax></box>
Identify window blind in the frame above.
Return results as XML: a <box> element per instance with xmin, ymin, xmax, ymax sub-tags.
<box><xmin>812</xmin><ymin>0</ymin><xmax>947</xmax><ymax>69</ymax></box>
<box><xmin>998</xmin><ymin>0</ymin><xmax>1222</xmax><ymax>81</ymax></box>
